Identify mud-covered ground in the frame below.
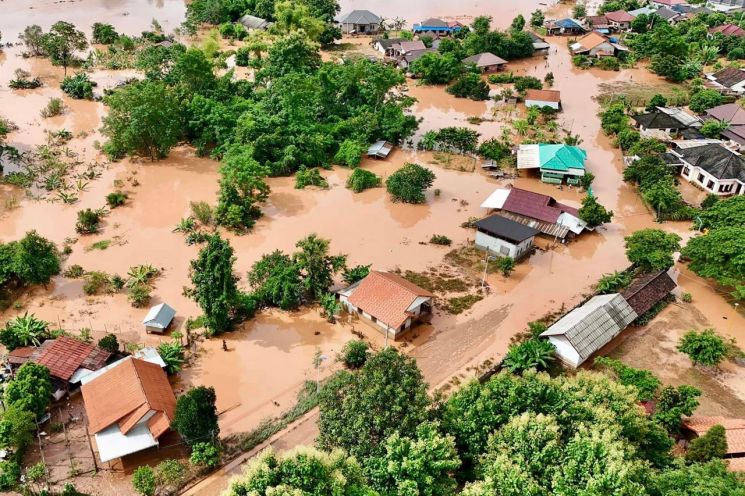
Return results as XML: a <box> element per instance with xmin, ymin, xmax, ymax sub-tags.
<box><xmin>1</xmin><ymin>0</ymin><xmax>745</xmax><ymax>494</ymax></box>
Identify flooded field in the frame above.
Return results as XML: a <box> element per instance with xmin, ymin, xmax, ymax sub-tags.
<box><xmin>1</xmin><ymin>0</ymin><xmax>744</xmax><ymax>494</ymax></box>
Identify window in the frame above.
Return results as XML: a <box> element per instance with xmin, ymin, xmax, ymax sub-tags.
<box><xmin>683</xmin><ymin>167</ymin><xmax>690</xmax><ymax>176</ymax></box>
<box><xmin>698</xmin><ymin>173</ymin><xmax>705</xmax><ymax>183</ymax></box>
<box><xmin>721</xmin><ymin>184</ymin><xmax>733</xmax><ymax>193</ymax></box>
<box><xmin>708</xmin><ymin>180</ymin><xmax>715</xmax><ymax>190</ymax></box>
<box><xmin>499</xmin><ymin>246</ymin><xmax>510</xmax><ymax>256</ymax></box>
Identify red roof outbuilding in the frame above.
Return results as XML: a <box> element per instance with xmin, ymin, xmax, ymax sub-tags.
<box><xmin>502</xmin><ymin>187</ymin><xmax>579</xmax><ymax>224</ymax></box>
<box><xmin>34</xmin><ymin>337</ymin><xmax>111</xmax><ymax>381</ymax></box>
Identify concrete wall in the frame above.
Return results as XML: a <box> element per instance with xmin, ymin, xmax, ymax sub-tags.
<box><xmin>547</xmin><ymin>335</ymin><xmax>581</xmax><ymax>368</ymax></box>
<box><xmin>525</xmin><ymin>99</ymin><xmax>560</xmax><ymax>110</ymax></box>
<box><xmin>475</xmin><ymin>231</ymin><xmax>533</xmax><ymax>259</ymax></box>
<box><xmin>681</xmin><ymin>164</ymin><xmax>745</xmax><ymax>196</ymax></box>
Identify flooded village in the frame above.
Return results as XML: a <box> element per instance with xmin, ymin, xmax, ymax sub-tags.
<box><xmin>1</xmin><ymin>0</ymin><xmax>745</xmax><ymax>494</ymax></box>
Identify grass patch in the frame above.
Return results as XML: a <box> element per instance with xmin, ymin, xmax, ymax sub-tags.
<box><xmin>400</xmin><ymin>270</ymin><xmax>468</xmax><ymax>294</ymax></box>
<box><xmin>596</xmin><ymin>81</ymin><xmax>689</xmax><ymax>107</ymax></box>
<box><xmin>429</xmin><ymin>152</ymin><xmax>477</xmax><ymax>172</ymax></box>
<box><xmin>445</xmin><ymin>294</ymin><xmax>483</xmax><ymax>315</ymax></box>
<box><xmin>86</xmin><ymin>239</ymin><xmax>111</xmax><ymax>251</ymax></box>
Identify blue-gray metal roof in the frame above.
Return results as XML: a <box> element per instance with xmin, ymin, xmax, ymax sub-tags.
<box><xmin>142</xmin><ymin>303</ymin><xmax>176</xmax><ymax>329</ymax></box>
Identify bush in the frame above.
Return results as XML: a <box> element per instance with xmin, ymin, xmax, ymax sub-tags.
<box><xmin>295</xmin><ymin>167</ymin><xmax>328</xmax><ymax>189</ymax></box>
<box><xmin>157</xmin><ymin>341</ymin><xmax>185</xmax><ymax>374</ymax></box>
<box><xmin>98</xmin><ymin>334</ymin><xmax>119</xmax><ymax>353</ymax></box>
<box><xmin>677</xmin><ymin>329</ymin><xmax>728</xmax><ymax>367</ymax></box>
<box><xmin>8</xmin><ymin>69</ymin><xmax>42</xmax><ymax>89</ymax></box>
<box><xmin>75</xmin><ymin>208</ymin><xmax>102</xmax><ymax>234</ymax></box>
<box><xmin>63</xmin><ymin>264</ymin><xmax>85</xmax><ymax>278</ymax></box>
<box><xmin>686</xmin><ymin>424</ymin><xmax>728</xmax><ymax>463</ymax></box>
<box><xmin>40</xmin><ymin>97</ymin><xmax>65</xmax><ymax>118</ymax></box>
<box><xmin>513</xmin><ymin>76</ymin><xmax>542</xmax><ymax>93</ymax></box>
<box><xmin>333</xmin><ymin>139</ymin><xmax>366</xmax><ymax>167</ymax></box>
<box><xmin>478</xmin><ymin>138</ymin><xmax>510</xmax><ymax>161</ymax></box>
<box><xmin>128</xmin><ymin>283</ymin><xmax>151</xmax><ymax>308</ymax></box>
<box><xmin>190</xmin><ymin>201</ymin><xmax>214</xmax><ymax>226</ymax></box>
<box><xmin>429</xmin><ymin>234</ymin><xmax>452</xmax><ymax>246</ymax></box>
<box><xmin>503</xmin><ymin>338</ymin><xmax>555</xmax><ymax>373</ymax></box>
<box><xmin>346</xmin><ymin>168</ymin><xmax>381</xmax><ymax>193</ymax></box>
<box><xmin>155</xmin><ymin>459</ymin><xmax>186</xmax><ymax>487</ymax></box>
<box><xmin>83</xmin><ymin>271</ymin><xmax>110</xmax><ymax>295</ymax></box>
<box><xmin>235</xmin><ymin>46</ymin><xmax>250</xmax><ymax>66</ymax></box>
<box><xmin>596</xmin><ymin>56</ymin><xmax>621</xmax><ymax>71</ymax></box>
<box><xmin>132</xmin><ymin>466</ymin><xmax>156</xmax><ymax>496</ymax></box>
<box><xmin>106</xmin><ymin>191</ymin><xmax>127</xmax><ymax>208</ymax></box>
<box><xmin>596</xmin><ymin>271</ymin><xmax>632</xmax><ymax>294</ymax></box>
<box><xmin>682</xmin><ymin>292</ymin><xmax>692</xmax><ymax>303</ymax></box>
<box><xmin>386</xmin><ymin>163</ymin><xmax>436</xmax><ymax>204</ymax></box>
<box><xmin>689</xmin><ymin>89</ymin><xmax>724</xmax><ymax>114</ymax></box>
<box><xmin>190</xmin><ymin>441</ymin><xmax>220</xmax><ymax>468</ymax></box>
<box><xmin>342</xmin><ymin>264</ymin><xmax>370</xmax><ymax>285</ymax></box>
<box><xmin>340</xmin><ymin>340</ymin><xmax>369</xmax><ymax>369</ymax></box>
<box><xmin>60</xmin><ymin>73</ymin><xmax>95</xmax><ymax>100</ymax></box>
<box><xmin>0</xmin><ymin>460</ymin><xmax>21</xmax><ymax>491</ymax></box>
<box><xmin>92</xmin><ymin>23</ymin><xmax>119</xmax><ymax>44</ymax></box>
<box><xmin>447</xmin><ymin>72</ymin><xmax>490</xmax><ymax>100</ymax></box>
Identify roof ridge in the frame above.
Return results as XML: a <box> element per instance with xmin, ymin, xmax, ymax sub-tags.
<box><xmin>129</xmin><ymin>358</ymin><xmax>153</xmax><ymax>413</ymax></box>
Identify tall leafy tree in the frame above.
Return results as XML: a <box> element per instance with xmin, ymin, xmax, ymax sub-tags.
<box><xmin>188</xmin><ymin>234</ymin><xmax>239</xmax><ymax>334</ymax></box>
<box><xmin>318</xmin><ymin>347</ymin><xmax>432</xmax><ymax>459</ymax></box>
<box><xmin>292</xmin><ymin>233</ymin><xmax>346</xmax><ymax>300</ymax></box>
<box><xmin>683</xmin><ymin>227</ymin><xmax>745</xmax><ymax>289</ymax></box>
<box><xmin>578</xmin><ymin>195</ymin><xmax>613</xmax><ymax>228</ymax></box>
<box><xmin>624</xmin><ymin>229</ymin><xmax>681</xmax><ymax>272</ymax></box>
<box><xmin>42</xmin><ymin>21</ymin><xmax>88</xmax><ymax>75</ymax></box>
<box><xmin>215</xmin><ymin>144</ymin><xmax>270</xmax><ymax>230</ymax></box>
<box><xmin>11</xmin><ymin>231</ymin><xmax>60</xmax><ymax>286</ymax></box>
<box><xmin>4</xmin><ymin>363</ymin><xmax>52</xmax><ymax>419</ymax></box>
<box><xmin>171</xmin><ymin>386</ymin><xmax>219</xmax><ymax>446</ymax></box>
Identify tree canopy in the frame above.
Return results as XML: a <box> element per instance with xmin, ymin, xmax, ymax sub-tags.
<box><xmin>171</xmin><ymin>386</ymin><xmax>219</xmax><ymax>447</ymax></box>
<box><xmin>624</xmin><ymin>229</ymin><xmax>681</xmax><ymax>272</ymax></box>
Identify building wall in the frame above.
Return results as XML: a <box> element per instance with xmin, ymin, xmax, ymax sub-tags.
<box><xmin>525</xmin><ymin>99</ymin><xmax>560</xmax><ymax>110</ymax></box>
<box><xmin>475</xmin><ymin>231</ymin><xmax>533</xmax><ymax>259</ymax></box>
<box><xmin>681</xmin><ymin>164</ymin><xmax>745</xmax><ymax>195</ymax></box>
<box><xmin>340</xmin><ymin>298</ymin><xmax>423</xmax><ymax>339</ymax></box>
<box><xmin>589</xmin><ymin>42</ymin><xmax>616</xmax><ymax>57</ymax></box>
<box><xmin>547</xmin><ymin>335</ymin><xmax>582</xmax><ymax>368</ymax></box>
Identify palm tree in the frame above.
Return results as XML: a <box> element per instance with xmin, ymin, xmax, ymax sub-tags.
<box><xmin>126</xmin><ymin>264</ymin><xmax>159</xmax><ymax>288</ymax></box>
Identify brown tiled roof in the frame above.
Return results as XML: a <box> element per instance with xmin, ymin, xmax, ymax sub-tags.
<box><xmin>728</xmin><ymin>457</ymin><xmax>745</xmax><ymax>472</ymax></box>
<box><xmin>525</xmin><ymin>89</ymin><xmax>561</xmax><ymax>103</ymax></box>
<box><xmin>34</xmin><ymin>337</ymin><xmax>111</xmax><ymax>381</ymax></box>
<box><xmin>683</xmin><ymin>416</ymin><xmax>745</xmax><ymax>455</ymax></box>
<box><xmin>712</xmin><ymin>67</ymin><xmax>745</xmax><ymax>89</ymax></box>
<box><xmin>621</xmin><ymin>270</ymin><xmax>676</xmax><ymax>316</ymax></box>
<box><xmin>347</xmin><ymin>271</ymin><xmax>434</xmax><ymax>329</ymax></box>
<box><xmin>503</xmin><ymin>187</ymin><xmax>579</xmax><ymax>224</ymax></box>
<box><xmin>7</xmin><ymin>346</ymin><xmax>35</xmax><ymax>366</ymax></box>
<box><xmin>576</xmin><ymin>31</ymin><xmax>609</xmax><ymax>51</ymax></box>
<box><xmin>709</xmin><ymin>24</ymin><xmax>745</xmax><ymax>37</ymax></box>
<box><xmin>605</xmin><ymin>10</ymin><xmax>634</xmax><ymax>22</ymax></box>
<box><xmin>585</xmin><ymin>15</ymin><xmax>608</xmax><ymax>26</ymax></box>
<box><xmin>82</xmin><ymin>358</ymin><xmax>176</xmax><ymax>438</ymax></box>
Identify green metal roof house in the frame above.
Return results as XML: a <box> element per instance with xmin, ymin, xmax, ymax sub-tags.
<box><xmin>517</xmin><ymin>144</ymin><xmax>587</xmax><ymax>184</ymax></box>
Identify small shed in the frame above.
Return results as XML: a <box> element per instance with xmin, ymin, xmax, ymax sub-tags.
<box><xmin>524</xmin><ymin>89</ymin><xmax>562</xmax><ymax>110</ymax></box>
<box><xmin>368</xmin><ymin>140</ymin><xmax>393</xmax><ymax>159</ymax></box>
<box><xmin>620</xmin><ymin>270</ymin><xmax>677</xmax><ymax>316</ymax></box>
<box><xmin>462</xmin><ymin>52</ymin><xmax>508</xmax><ymax>73</ymax></box>
<box><xmin>474</xmin><ymin>215</ymin><xmax>540</xmax><ymax>259</ymax></box>
<box><xmin>239</xmin><ymin>14</ymin><xmax>273</xmax><ymax>30</ymax></box>
<box><xmin>142</xmin><ymin>303</ymin><xmax>176</xmax><ymax>334</ymax></box>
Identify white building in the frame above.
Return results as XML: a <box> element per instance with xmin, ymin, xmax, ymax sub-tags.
<box><xmin>474</xmin><ymin>215</ymin><xmax>540</xmax><ymax>259</ymax></box>
<box><xmin>541</xmin><ymin>294</ymin><xmax>638</xmax><ymax>368</ymax></box>
<box><xmin>671</xmin><ymin>140</ymin><xmax>745</xmax><ymax>195</ymax></box>
<box><xmin>338</xmin><ymin>271</ymin><xmax>434</xmax><ymax>340</ymax></box>
<box><xmin>524</xmin><ymin>89</ymin><xmax>561</xmax><ymax>110</ymax></box>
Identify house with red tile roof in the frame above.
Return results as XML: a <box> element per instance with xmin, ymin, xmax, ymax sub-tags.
<box><xmin>650</xmin><ymin>0</ymin><xmax>687</xmax><ymax>7</ymax></box>
<box><xmin>338</xmin><ymin>271</ymin><xmax>434</xmax><ymax>340</ymax></box>
<box><xmin>709</xmin><ymin>23</ymin><xmax>745</xmax><ymax>37</ymax></box>
<box><xmin>81</xmin><ymin>357</ymin><xmax>176</xmax><ymax>463</ymax></box>
<box><xmin>604</xmin><ymin>10</ymin><xmax>635</xmax><ymax>30</ymax></box>
<box><xmin>682</xmin><ymin>416</ymin><xmax>745</xmax><ymax>464</ymax></box>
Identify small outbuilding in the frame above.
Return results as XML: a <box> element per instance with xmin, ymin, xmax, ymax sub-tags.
<box><xmin>142</xmin><ymin>303</ymin><xmax>176</xmax><ymax>334</ymax></box>
<box><xmin>368</xmin><ymin>140</ymin><xmax>393</xmax><ymax>159</ymax></box>
<box><xmin>474</xmin><ymin>215</ymin><xmax>539</xmax><ymax>259</ymax></box>
<box><xmin>620</xmin><ymin>270</ymin><xmax>677</xmax><ymax>316</ymax></box>
<box><xmin>541</xmin><ymin>293</ymin><xmax>638</xmax><ymax>368</ymax></box>
<box><xmin>524</xmin><ymin>89</ymin><xmax>562</xmax><ymax>110</ymax></box>
<box><xmin>336</xmin><ymin>10</ymin><xmax>382</xmax><ymax>34</ymax></box>
<box><xmin>238</xmin><ymin>14</ymin><xmax>273</xmax><ymax>30</ymax></box>
<box><xmin>462</xmin><ymin>52</ymin><xmax>508</xmax><ymax>73</ymax></box>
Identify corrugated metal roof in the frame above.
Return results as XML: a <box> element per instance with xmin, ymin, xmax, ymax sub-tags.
<box><xmin>462</xmin><ymin>52</ymin><xmax>508</xmax><ymax>68</ymax></box>
<box><xmin>542</xmin><ymin>294</ymin><xmax>638</xmax><ymax>364</ymax></box>
<box><xmin>337</xmin><ymin>10</ymin><xmax>381</xmax><ymax>25</ymax></box>
<box><xmin>142</xmin><ymin>303</ymin><xmax>176</xmax><ymax>329</ymax></box>
<box><xmin>367</xmin><ymin>140</ymin><xmax>393</xmax><ymax>158</ymax></box>
<box><xmin>475</xmin><ymin>215</ymin><xmax>540</xmax><ymax>243</ymax></box>
<box><xmin>239</xmin><ymin>14</ymin><xmax>272</xmax><ymax>30</ymax></box>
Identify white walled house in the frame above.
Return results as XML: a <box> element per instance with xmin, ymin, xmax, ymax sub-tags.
<box><xmin>338</xmin><ymin>271</ymin><xmax>434</xmax><ymax>340</ymax></box>
<box><xmin>706</xmin><ymin>67</ymin><xmax>745</xmax><ymax>94</ymax></box>
<box><xmin>524</xmin><ymin>89</ymin><xmax>561</xmax><ymax>110</ymax></box>
<box><xmin>671</xmin><ymin>141</ymin><xmax>745</xmax><ymax>195</ymax></box>
<box><xmin>474</xmin><ymin>215</ymin><xmax>540</xmax><ymax>259</ymax></box>
<box><xmin>541</xmin><ymin>294</ymin><xmax>638</xmax><ymax>368</ymax></box>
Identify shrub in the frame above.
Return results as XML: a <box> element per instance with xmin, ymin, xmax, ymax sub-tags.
<box><xmin>686</xmin><ymin>424</ymin><xmax>728</xmax><ymax>463</ymax></box>
<box><xmin>98</xmin><ymin>334</ymin><xmax>119</xmax><ymax>353</ymax></box>
<box><xmin>689</xmin><ymin>88</ymin><xmax>724</xmax><ymax>114</ymax></box>
<box><xmin>105</xmin><ymin>191</ymin><xmax>127</xmax><ymax>208</ymax></box>
<box><xmin>8</xmin><ymin>69</ymin><xmax>42</xmax><ymax>89</ymax></box>
<box><xmin>596</xmin><ymin>271</ymin><xmax>632</xmax><ymax>294</ymax></box>
<box><xmin>40</xmin><ymin>98</ymin><xmax>65</xmax><ymax>118</ymax></box>
<box><xmin>447</xmin><ymin>72</ymin><xmax>490</xmax><ymax>100</ymax></box>
<box><xmin>132</xmin><ymin>466</ymin><xmax>156</xmax><ymax>496</ymax></box>
<box><xmin>0</xmin><ymin>313</ymin><xmax>50</xmax><ymax>350</ymax></box>
<box><xmin>60</xmin><ymin>73</ymin><xmax>95</xmax><ymax>100</ymax></box>
<box><xmin>342</xmin><ymin>264</ymin><xmax>370</xmax><ymax>284</ymax></box>
<box><xmin>63</xmin><ymin>264</ymin><xmax>85</xmax><ymax>278</ymax></box>
<box><xmin>677</xmin><ymin>329</ymin><xmax>728</xmax><ymax>367</ymax></box>
<box><xmin>92</xmin><ymin>23</ymin><xmax>119</xmax><ymax>44</ymax></box>
<box><xmin>128</xmin><ymin>283</ymin><xmax>151</xmax><ymax>308</ymax></box>
<box><xmin>682</xmin><ymin>292</ymin><xmax>692</xmax><ymax>303</ymax></box>
<box><xmin>386</xmin><ymin>163</ymin><xmax>436</xmax><ymax>203</ymax></box>
<box><xmin>190</xmin><ymin>442</ymin><xmax>220</xmax><ymax>468</ymax></box>
<box><xmin>346</xmin><ymin>168</ymin><xmax>381</xmax><ymax>193</ymax></box>
<box><xmin>0</xmin><ymin>460</ymin><xmax>21</xmax><ymax>491</ymax></box>
<box><xmin>155</xmin><ymin>459</ymin><xmax>186</xmax><ymax>487</ymax></box>
<box><xmin>235</xmin><ymin>46</ymin><xmax>250</xmax><ymax>66</ymax></box>
<box><xmin>295</xmin><ymin>167</ymin><xmax>328</xmax><ymax>189</ymax></box>
<box><xmin>503</xmin><ymin>338</ymin><xmax>555</xmax><ymax>373</ymax></box>
<box><xmin>597</xmin><ymin>56</ymin><xmax>621</xmax><ymax>71</ymax></box>
<box><xmin>334</xmin><ymin>139</ymin><xmax>366</xmax><ymax>167</ymax></box>
<box><xmin>83</xmin><ymin>271</ymin><xmax>110</xmax><ymax>295</ymax></box>
<box><xmin>340</xmin><ymin>340</ymin><xmax>369</xmax><ymax>369</ymax></box>
<box><xmin>190</xmin><ymin>201</ymin><xmax>214</xmax><ymax>226</ymax></box>
<box><xmin>513</xmin><ymin>76</ymin><xmax>542</xmax><ymax>93</ymax></box>
<box><xmin>157</xmin><ymin>341</ymin><xmax>185</xmax><ymax>374</ymax></box>
<box><xmin>75</xmin><ymin>208</ymin><xmax>102</xmax><ymax>234</ymax></box>
<box><xmin>429</xmin><ymin>234</ymin><xmax>452</xmax><ymax>246</ymax></box>
<box><xmin>478</xmin><ymin>138</ymin><xmax>510</xmax><ymax>161</ymax></box>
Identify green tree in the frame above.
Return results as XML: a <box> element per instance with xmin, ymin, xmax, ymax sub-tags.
<box><xmin>97</xmin><ymin>334</ymin><xmax>119</xmax><ymax>353</ymax></box>
<box><xmin>386</xmin><ymin>163</ymin><xmax>436</xmax><ymax>204</ymax></box>
<box><xmin>365</xmin><ymin>421</ymin><xmax>461</xmax><ymax>496</ymax></box>
<box><xmin>652</xmin><ymin>459</ymin><xmax>745</xmax><ymax>494</ymax></box>
<box><xmin>261</xmin><ymin>32</ymin><xmax>321</xmax><ymax>81</ymax></box>
<box><xmin>0</xmin><ymin>404</ymin><xmax>36</xmax><ymax>455</ymax></box>
<box><xmin>11</xmin><ymin>231</ymin><xmax>60</xmax><ymax>286</ymax></box>
<box><xmin>698</xmin><ymin>196</ymin><xmax>745</xmax><ymax>230</ymax></box>
<box><xmin>293</xmin><ymin>234</ymin><xmax>346</xmax><ymax>301</ymax></box>
<box><xmin>171</xmin><ymin>386</ymin><xmax>219</xmax><ymax>446</ymax></box>
<box><xmin>600</xmin><ymin>102</ymin><xmax>629</xmax><ymax>135</ymax></box>
<box><xmin>511</xmin><ymin>15</ymin><xmax>526</xmax><ymax>31</ymax></box>
<box><xmin>157</xmin><ymin>341</ymin><xmax>185</xmax><ymax>374</ymax></box>
<box><xmin>20</xmin><ymin>25</ymin><xmax>46</xmax><ymax>56</ymax></box>
<box><xmin>624</xmin><ymin>228</ymin><xmax>681</xmax><ymax>272</ymax></box>
<box><xmin>652</xmin><ymin>384</ymin><xmax>701</xmax><ymax>435</ymax></box>
<box><xmin>91</xmin><ymin>23</ymin><xmax>119</xmax><ymax>44</ymax></box>
<box><xmin>573</xmin><ymin>3</ymin><xmax>587</xmax><ymax>18</ymax></box>
<box><xmin>700</xmin><ymin>119</ymin><xmax>729</xmax><ymax>139</ymax></box>
<box><xmin>447</xmin><ymin>72</ymin><xmax>490</xmax><ymax>101</ymax></box>
<box><xmin>0</xmin><ymin>313</ymin><xmax>50</xmax><ymax>351</ymax></box>
<box><xmin>132</xmin><ymin>466</ymin><xmax>156</xmax><ymax>496</ymax></box>
<box><xmin>578</xmin><ymin>194</ymin><xmax>613</xmax><ymax>228</ymax></box>
<box><xmin>594</xmin><ymin>357</ymin><xmax>661</xmax><ymax>401</ymax></box>
<box><xmin>339</xmin><ymin>340</ymin><xmax>369</xmax><ymax>369</ymax></box>
<box><xmin>224</xmin><ymin>447</ymin><xmax>370</xmax><ymax>495</ymax></box>
<box><xmin>409</xmin><ymin>52</ymin><xmax>462</xmax><ymax>85</ymax></box>
<box><xmin>214</xmin><ymin>144</ymin><xmax>270</xmax><ymax>231</ymax></box>
<box><xmin>686</xmin><ymin>424</ymin><xmax>728</xmax><ymax>463</ymax></box>
<box><xmin>677</xmin><ymin>329</ymin><xmax>728</xmax><ymax>367</ymax></box>
<box><xmin>346</xmin><ymin>168</ymin><xmax>381</xmax><ymax>193</ymax></box>
<box><xmin>342</xmin><ymin>264</ymin><xmax>370</xmax><ymax>284</ymax></box>
<box><xmin>503</xmin><ymin>339</ymin><xmax>555</xmax><ymax>374</ymax></box>
<box><xmin>102</xmin><ymin>81</ymin><xmax>184</xmax><ymax>161</ymax></box>
<box><xmin>4</xmin><ymin>362</ymin><xmax>52</xmax><ymax>419</ymax></box>
<box><xmin>188</xmin><ymin>234</ymin><xmax>239</xmax><ymax>334</ymax></box>
<box><xmin>333</xmin><ymin>139</ymin><xmax>365</xmax><ymax>167</ymax></box>
<box><xmin>645</xmin><ymin>94</ymin><xmax>668</xmax><ymax>111</ymax></box>
<box><xmin>248</xmin><ymin>250</ymin><xmax>303</xmax><ymax>310</ymax></box>
<box><xmin>682</xmin><ymin>227</ymin><xmax>745</xmax><ymax>288</ymax></box>
<box><xmin>170</xmin><ymin>48</ymin><xmax>217</xmax><ymax>95</ymax></box>
<box><xmin>689</xmin><ymin>88</ymin><xmax>725</xmax><ymax>114</ymax></box>
<box><xmin>318</xmin><ymin>347</ymin><xmax>432</xmax><ymax>459</ymax></box>
<box><xmin>42</xmin><ymin>21</ymin><xmax>88</xmax><ymax>75</ymax></box>
<box><xmin>189</xmin><ymin>441</ymin><xmax>221</xmax><ymax>467</ymax></box>
<box><xmin>530</xmin><ymin>10</ymin><xmax>545</xmax><ymax>28</ymax></box>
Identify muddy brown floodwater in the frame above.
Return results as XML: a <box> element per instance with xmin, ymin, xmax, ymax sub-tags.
<box><xmin>1</xmin><ymin>0</ymin><xmax>745</xmax><ymax>495</ymax></box>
